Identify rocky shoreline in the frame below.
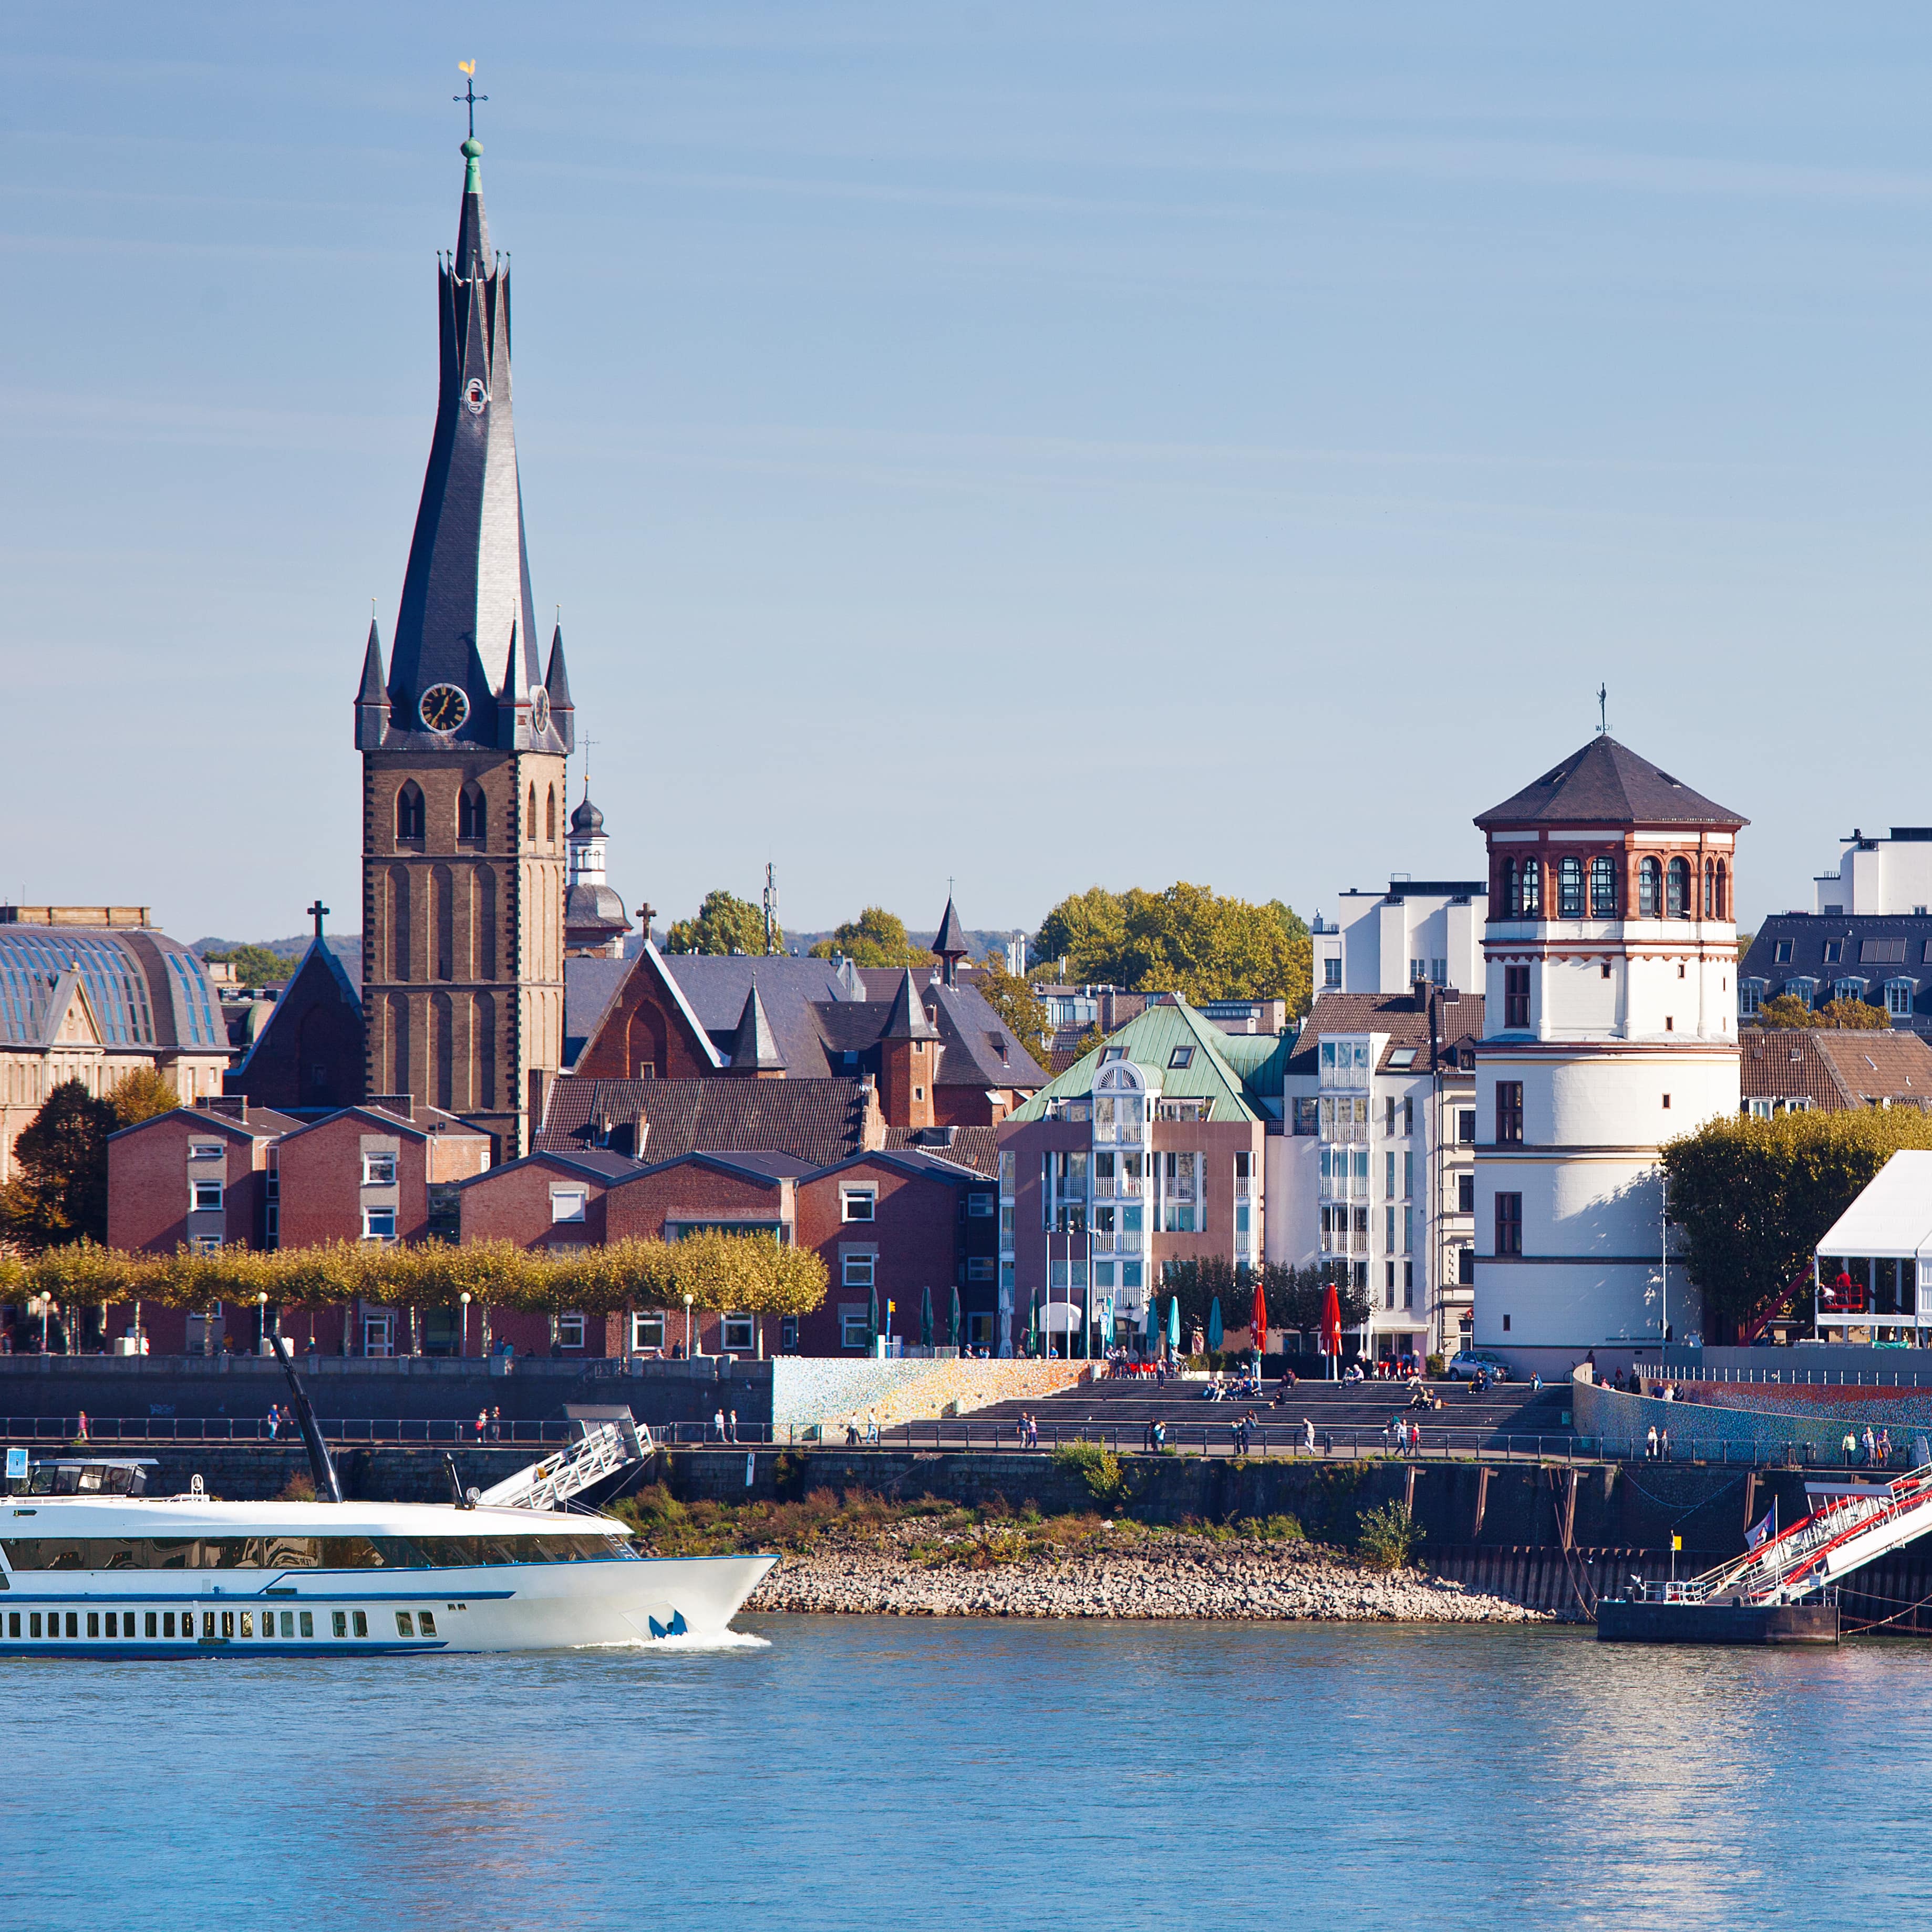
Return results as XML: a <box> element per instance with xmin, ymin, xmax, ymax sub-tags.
<box><xmin>745</xmin><ymin>1522</ymin><xmax>1553</xmax><ymax>1623</ymax></box>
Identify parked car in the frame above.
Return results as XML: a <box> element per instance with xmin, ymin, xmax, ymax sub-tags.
<box><xmin>1447</xmin><ymin>1350</ymin><xmax>1511</xmax><ymax>1383</ymax></box>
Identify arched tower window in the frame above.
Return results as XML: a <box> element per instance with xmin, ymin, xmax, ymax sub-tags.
<box><xmin>546</xmin><ymin>786</ymin><xmax>556</xmax><ymax>844</ymax></box>
<box><xmin>526</xmin><ymin>783</ymin><xmax>536</xmax><ymax>844</ymax></box>
<box><xmin>1501</xmin><ymin>858</ymin><xmax>1518</xmax><ymax>917</ymax></box>
<box><xmin>1715</xmin><ymin>861</ymin><xmax>1728</xmax><ymax>920</ymax></box>
<box><xmin>1638</xmin><ymin>857</ymin><xmax>1661</xmax><ymax>918</ymax></box>
<box><xmin>1557</xmin><ymin>856</ymin><xmax>1584</xmax><ymax>919</ymax></box>
<box><xmin>396</xmin><ymin>781</ymin><xmax>425</xmax><ymax>843</ymax></box>
<box><xmin>1590</xmin><ymin>855</ymin><xmax>1617</xmax><ymax>918</ymax></box>
<box><xmin>458</xmin><ymin>782</ymin><xmax>487</xmax><ymax>843</ymax></box>
<box><xmin>1520</xmin><ymin>857</ymin><xmax>1542</xmax><ymax>918</ymax></box>
<box><xmin>1702</xmin><ymin>861</ymin><xmax>1716</xmax><ymax>919</ymax></box>
<box><xmin>1666</xmin><ymin>856</ymin><xmax>1691</xmax><ymax>919</ymax></box>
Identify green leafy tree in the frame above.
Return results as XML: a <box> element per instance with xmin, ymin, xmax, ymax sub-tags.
<box><xmin>665</xmin><ymin>889</ymin><xmax>781</xmax><ymax>957</ymax></box>
<box><xmin>808</xmin><ymin>907</ymin><xmax>930</xmax><ymax>969</ymax></box>
<box><xmin>1161</xmin><ymin>1256</ymin><xmax>1368</xmax><ymax>1341</ymax></box>
<box><xmin>0</xmin><ymin>1079</ymin><xmax>114</xmax><ymax>1250</ymax></box>
<box><xmin>201</xmin><ymin>943</ymin><xmax>292</xmax><ymax>986</ymax></box>
<box><xmin>1755</xmin><ymin>995</ymin><xmax>1893</xmax><ymax>1032</ymax></box>
<box><xmin>1662</xmin><ymin>1108</ymin><xmax>1932</xmax><ymax>1329</ymax></box>
<box><xmin>973</xmin><ymin>953</ymin><xmax>1052</xmax><ymax>1062</ymax></box>
<box><xmin>1032</xmin><ymin>883</ymin><xmax>1313</xmax><ymax>1016</ymax></box>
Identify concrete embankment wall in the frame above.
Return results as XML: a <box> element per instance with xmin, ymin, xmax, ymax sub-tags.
<box><xmin>1572</xmin><ymin>1377</ymin><xmax>1931</xmax><ymax>1462</ymax></box>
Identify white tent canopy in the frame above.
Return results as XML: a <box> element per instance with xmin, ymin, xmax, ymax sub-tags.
<box><xmin>1815</xmin><ymin>1152</ymin><xmax>1932</xmax><ymax>1262</ymax></box>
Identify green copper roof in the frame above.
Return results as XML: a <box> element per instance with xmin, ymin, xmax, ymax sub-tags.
<box><xmin>1008</xmin><ymin>1000</ymin><xmax>1270</xmax><ymax>1124</ymax></box>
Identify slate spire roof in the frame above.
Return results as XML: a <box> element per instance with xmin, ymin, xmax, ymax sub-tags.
<box><xmin>729</xmin><ymin>979</ymin><xmax>787</xmax><ymax>1072</ymax></box>
<box><xmin>376</xmin><ymin>138</ymin><xmax>570</xmax><ymax>758</ymax></box>
<box><xmin>882</xmin><ymin>968</ymin><xmax>941</xmax><ymax>1041</ymax></box>
<box><xmin>1475</xmin><ymin>735</ymin><xmax>1746</xmax><ymax>830</ymax></box>
<box><xmin>933</xmin><ymin>897</ymin><xmax>970</xmax><ymax>984</ymax></box>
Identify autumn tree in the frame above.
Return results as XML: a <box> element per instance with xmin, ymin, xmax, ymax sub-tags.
<box><xmin>107</xmin><ymin>1067</ymin><xmax>182</xmax><ymax>1128</ymax></box>
<box><xmin>665</xmin><ymin>889</ymin><xmax>782</xmax><ymax>956</ymax></box>
<box><xmin>808</xmin><ymin>907</ymin><xmax>931</xmax><ymax>969</ymax></box>
<box><xmin>201</xmin><ymin>942</ymin><xmax>294</xmax><ymax>986</ymax></box>
<box><xmin>1755</xmin><ymin>995</ymin><xmax>1893</xmax><ymax>1032</ymax></box>
<box><xmin>973</xmin><ymin>952</ymin><xmax>1052</xmax><ymax>1062</ymax></box>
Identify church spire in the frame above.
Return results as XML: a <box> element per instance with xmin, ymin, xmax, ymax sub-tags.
<box><xmin>376</xmin><ymin>129</ymin><xmax>562</xmax><ymax>756</ymax></box>
<box><xmin>355</xmin><ymin>617</ymin><xmax>389</xmax><ymax>749</ymax></box>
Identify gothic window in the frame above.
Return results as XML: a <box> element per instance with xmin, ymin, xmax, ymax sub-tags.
<box><xmin>458</xmin><ymin>783</ymin><xmax>486</xmax><ymax>843</ymax></box>
<box><xmin>1638</xmin><ymin>856</ymin><xmax>1661</xmax><ymax>918</ymax></box>
<box><xmin>1518</xmin><ymin>857</ymin><xmax>1542</xmax><ymax>918</ymax></box>
<box><xmin>1501</xmin><ymin>858</ymin><xmax>1517</xmax><ymax>916</ymax></box>
<box><xmin>396</xmin><ymin>781</ymin><xmax>425</xmax><ymax>843</ymax></box>
<box><xmin>1666</xmin><ymin>856</ymin><xmax>1691</xmax><ymax>919</ymax></box>
<box><xmin>1715</xmin><ymin>861</ymin><xmax>1728</xmax><ymax>920</ymax></box>
<box><xmin>1703</xmin><ymin>861</ymin><xmax>1716</xmax><ymax>919</ymax></box>
<box><xmin>1590</xmin><ymin>855</ymin><xmax>1617</xmax><ymax>918</ymax></box>
<box><xmin>1557</xmin><ymin>856</ymin><xmax>1584</xmax><ymax>919</ymax></box>
<box><xmin>526</xmin><ymin>783</ymin><xmax>536</xmax><ymax>844</ymax></box>
<box><xmin>546</xmin><ymin>786</ymin><xmax>556</xmax><ymax>844</ymax></box>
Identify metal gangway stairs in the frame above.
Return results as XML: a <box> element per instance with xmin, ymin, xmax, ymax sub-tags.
<box><xmin>476</xmin><ymin>1417</ymin><xmax>653</xmax><ymax>1514</ymax></box>
<box><xmin>1634</xmin><ymin>1460</ymin><xmax>1932</xmax><ymax>1608</ymax></box>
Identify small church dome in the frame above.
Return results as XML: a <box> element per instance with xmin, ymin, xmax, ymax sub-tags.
<box><xmin>570</xmin><ymin>795</ymin><xmax>604</xmax><ymax>837</ymax></box>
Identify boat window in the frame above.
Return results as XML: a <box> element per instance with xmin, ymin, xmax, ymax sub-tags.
<box><xmin>396</xmin><ymin>1611</ymin><xmax>414</xmax><ymax>1637</ymax></box>
<box><xmin>103</xmin><ymin>1612</ymin><xmax>116</xmax><ymax>1638</ymax></box>
<box><xmin>332</xmin><ymin>1611</ymin><xmax>347</xmax><ymax>1638</ymax></box>
<box><xmin>29</xmin><ymin>1614</ymin><xmax>40</xmax><ymax>1638</ymax></box>
<box><xmin>65</xmin><ymin>1613</ymin><xmax>78</xmax><ymax>1638</ymax></box>
<box><xmin>299</xmin><ymin>1611</ymin><xmax>314</xmax><ymax>1638</ymax></box>
<box><xmin>87</xmin><ymin>1613</ymin><xmax>99</xmax><ymax>1637</ymax></box>
<box><xmin>240</xmin><ymin>1613</ymin><xmax>254</xmax><ymax>1638</ymax></box>
<box><xmin>221</xmin><ymin>1612</ymin><xmax>234</xmax><ymax>1639</ymax></box>
<box><xmin>147</xmin><ymin>1612</ymin><xmax>158</xmax><ymax>1638</ymax></box>
<box><xmin>161</xmin><ymin>1611</ymin><xmax>174</xmax><ymax>1638</ymax></box>
<box><xmin>352</xmin><ymin>1610</ymin><xmax>368</xmax><ymax>1638</ymax></box>
<box><xmin>5</xmin><ymin>1613</ymin><xmax>14</xmax><ymax>1638</ymax></box>
<box><xmin>418</xmin><ymin>1610</ymin><xmax>437</xmax><ymax>1636</ymax></box>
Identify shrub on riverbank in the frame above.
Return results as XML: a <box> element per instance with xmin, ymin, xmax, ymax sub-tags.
<box><xmin>1356</xmin><ymin>1501</ymin><xmax>1423</xmax><ymax>1571</ymax></box>
<box><xmin>1051</xmin><ymin>1438</ymin><xmax>1126</xmax><ymax>1510</ymax></box>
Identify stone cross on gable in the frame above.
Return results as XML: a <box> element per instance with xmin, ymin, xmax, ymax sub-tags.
<box><xmin>307</xmin><ymin>900</ymin><xmax>329</xmax><ymax>939</ymax></box>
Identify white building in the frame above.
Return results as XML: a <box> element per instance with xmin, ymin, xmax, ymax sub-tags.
<box><xmin>1472</xmin><ymin>736</ymin><xmax>1744</xmax><ymax>1370</ymax></box>
<box><xmin>1312</xmin><ymin>880</ymin><xmax>1487</xmax><ymax>999</ymax></box>
<box><xmin>1272</xmin><ymin>986</ymin><xmax>1483</xmax><ymax>1361</ymax></box>
<box><xmin>1814</xmin><ymin>829</ymin><xmax>1932</xmax><ymax>917</ymax></box>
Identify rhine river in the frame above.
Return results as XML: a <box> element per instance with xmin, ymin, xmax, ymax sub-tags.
<box><xmin>12</xmin><ymin>1618</ymin><xmax>1932</xmax><ymax>1929</ymax></box>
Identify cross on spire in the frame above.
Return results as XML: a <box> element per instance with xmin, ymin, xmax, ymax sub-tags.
<box><xmin>307</xmin><ymin>900</ymin><xmax>329</xmax><ymax>939</ymax></box>
<box><xmin>454</xmin><ymin>61</ymin><xmax>488</xmax><ymax>139</ymax></box>
<box><xmin>578</xmin><ymin>735</ymin><xmax>598</xmax><ymax>798</ymax></box>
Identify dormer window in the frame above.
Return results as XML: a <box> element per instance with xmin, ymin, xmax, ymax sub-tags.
<box><xmin>1824</xmin><ymin>939</ymin><xmax>1844</xmax><ymax>964</ymax></box>
<box><xmin>188</xmin><ymin>1141</ymin><xmax>223</xmax><ymax>1162</ymax></box>
<box><xmin>1168</xmin><ymin>1047</ymin><xmax>1194</xmax><ymax>1070</ymax></box>
<box><xmin>1775</xmin><ymin>939</ymin><xmax>1794</xmax><ymax>964</ymax></box>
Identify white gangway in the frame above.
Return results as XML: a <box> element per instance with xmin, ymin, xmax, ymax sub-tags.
<box><xmin>1635</xmin><ymin>1460</ymin><xmax>1932</xmax><ymax>1607</ymax></box>
<box><xmin>476</xmin><ymin>1418</ymin><xmax>653</xmax><ymax>1514</ymax></box>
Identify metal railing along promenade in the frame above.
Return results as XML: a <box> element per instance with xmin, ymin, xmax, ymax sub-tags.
<box><xmin>0</xmin><ymin>1416</ymin><xmax>783</xmax><ymax>1449</ymax></box>
<box><xmin>1635</xmin><ymin>1359</ymin><xmax>1932</xmax><ymax>1390</ymax></box>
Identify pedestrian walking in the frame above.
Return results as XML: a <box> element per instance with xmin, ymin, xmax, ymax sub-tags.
<box><xmin>1864</xmin><ymin>1425</ymin><xmax>1878</xmax><ymax>1467</ymax></box>
<box><xmin>1303</xmin><ymin>1416</ymin><xmax>1316</xmax><ymax>1454</ymax></box>
<box><xmin>1879</xmin><ymin>1428</ymin><xmax>1893</xmax><ymax>1467</ymax></box>
<box><xmin>490</xmin><ymin>1406</ymin><xmax>501</xmax><ymax>1442</ymax></box>
<box><xmin>1646</xmin><ymin>1424</ymin><xmax>1659</xmax><ymax>1460</ymax></box>
<box><xmin>727</xmin><ymin>1410</ymin><xmax>738</xmax><ymax>1445</ymax></box>
<box><xmin>867</xmin><ymin>1409</ymin><xmax>880</xmax><ymax>1445</ymax></box>
<box><xmin>76</xmin><ymin>1409</ymin><xmax>89</xmax><ymax>1443</ymax></box>
<box><xmin>265</xmin><ymin>1404</ymin><xmax>280</xmax><ymax>1442</ymax></box>
<box><xmin>1660</xmin><ymin>1427</ymin><xmax>1671</xmax><ymax>1460</ymax></box>
<box><xmin>1843</xmin><ymin>1430</ymin><xmax>1857</xmax><ymax>1468</ymax></box>
<box><xmin>475</xmin><ymin>1409</ymin><xmax>487</xmax><ymax>1441</ymax></box>
<box><xmin>712</xmin><ymin>1407</ymin><xmax>726</xmax><ymax>1442</ymax></box>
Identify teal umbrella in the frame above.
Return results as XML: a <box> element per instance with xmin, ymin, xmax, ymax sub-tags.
<box><xmin>919</xmin><ymin>1285</ymin><xmax>934</xmax><ymax>1349</ymax></box>
<box><xmin>949</xmin><ymin>1285</ymin><xmax>963</xmax><ymax>1350</ymax></box>
<box><xmin>1166</xmin><ymin>1295</ymin><xmax>1181</xmax><ymax>1351</ymax></box>
<box><xmin>1208</xmin><ymin>1296</ymin><xmax>1224</xmax><ymax>1354</ymax></box>
<box><xmin>1143</xmin><ymin>1295</ymin><xmax>1157</xmax><ymax>1351</ymax></box>
<box><xmin>865</xmin><ymin>1285</ymin><xmax>880</xmax><ymax>1353</ymax></box>
<box><xmin>1029</xmin><ymin>1289</ymin><xmax>1041</xmax><ymax>1355</ymax></box>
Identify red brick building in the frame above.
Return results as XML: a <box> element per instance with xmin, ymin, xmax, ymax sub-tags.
<box><xmin>275</xmin><ymin>1104</ymin><xmax>491</xmax><ymax>1249</ymax></box>
<box><xmin>106</xmin><ymin>1100</ymin><xmax>298</xmax><ymax>1256</ymax></box>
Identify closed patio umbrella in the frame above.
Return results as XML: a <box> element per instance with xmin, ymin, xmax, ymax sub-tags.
<box><xmin>1166</xmin><ymin>1294</ymin><xmax>1181</xmax><ymax>1353</ymax></box>
<box><xmin>1143</xmin><ymin>1294</ymin><xmax>1157</xmax><ymax>1354</ymax></box>
<box><xmin>1321</xmin><ymin>1280</ymin><xmax>1343</xmax><ymax>1378</ymax></box>
<box><xmin>1029</xmin><ymin>1289</ymin><xmax>1041</xmax><ymax>1354</ymax></box>
<box><xmin>1251</xmin><ymin>1272</ymin><xmax>1269</xmax><ymax>1360</ymax></box>
<box><xmin>866</xmin><ymin>1285</ymin><xmax>880</xmax><ymax>1354</ymax></box>
<box><xmin>950</xmin><ymin>1285</ymin><xmax>963</xmax><ymax>1351</ymax></box>
<box><xmin>919</xmin><ymin>1285</ymin><xmax>934</xmax><ymax>1349</ymax></box>
<box><xmin>1207</xmin><ymin>1296</ymin><xmax>1224</xmax><ymax>1354</ymax></box>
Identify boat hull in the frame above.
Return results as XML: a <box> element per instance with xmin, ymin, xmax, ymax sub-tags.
<box><xmin>1596</xmin><ymin>1598</ymin><xmax>1840</xmax><ymax>1646</ymax></box>
<box><xmin>0</xmin><ymin>1552</ymin><xmax>778</xmax><ymax>1656</ymax></box>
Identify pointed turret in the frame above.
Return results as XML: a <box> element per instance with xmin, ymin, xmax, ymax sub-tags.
<box><xmin>729</xmin><ymin>979</ymin><xmax>787</xmax><ymax>1076</ymax></box>
<box><xmin>355</xmin><ymin>618</ymin><xmax>390</xmax><ymax>749</ymax></box>
<box><xmin>882</xmin><ymin>968</ymin><xmax>940</xmax><ymax>1041</ymax></box>
<box><xmin>383</xmin><ymin>136</ymin><xmax>558</xmax><ymax>753</ymax></box>
<box><xmin>543</xmin><ymin>621</ymin><xmax>576</xmax><ymax>752</ymax></box>
<box><xmin>933</xmin><ymin>896</ymin><xmax>970</xmax><ymax>987</ymax></box>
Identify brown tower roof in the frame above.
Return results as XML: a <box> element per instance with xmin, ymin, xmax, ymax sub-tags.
<box><xmin>1475</xmin><ymin>736</ymin><xmax>1746</xmax><ymax>830</ymax></box>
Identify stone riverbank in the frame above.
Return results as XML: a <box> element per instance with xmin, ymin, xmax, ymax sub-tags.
<box><xmin>745</xmin><ymin>1522</ymin><xmax>1553</xmax><ymax>1623</ymax></box>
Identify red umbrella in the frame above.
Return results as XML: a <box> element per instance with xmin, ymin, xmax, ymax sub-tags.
<box><xmin>1321</xmin><ymin>1280</ymin><xmax>1344</xmax><ymax>1357</ymax></box>
<box><xmin>1251</xmin><ymin>1274</ymin><xmax>1269</xmax><ymax>1355</ymax></box>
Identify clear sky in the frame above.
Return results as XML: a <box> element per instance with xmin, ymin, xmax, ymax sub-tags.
<box><xmin>5</xmin><ymin>5</ymin><xmax>1929</xmax><ymax>945</ymax></box>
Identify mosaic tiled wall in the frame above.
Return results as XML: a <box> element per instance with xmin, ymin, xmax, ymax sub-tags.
<box><xmin>1572</xmin><ymin>1377</ymin><xmax>1932</xmax><ymax>1461</ymax></box>
<box><xmin>770</xmin><ymin>1359</ymin><xmax>1089</xmax><ymax>1436</ymax></box>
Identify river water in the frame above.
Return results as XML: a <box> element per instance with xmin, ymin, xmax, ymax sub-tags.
<box><xmin>13</xmin><ymin>1617</ymin><xmax>1932</xmax><ymax>1929</ymax></box>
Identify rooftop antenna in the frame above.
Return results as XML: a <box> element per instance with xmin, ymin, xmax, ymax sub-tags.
<box><xmin>454</xmin><ymin>60</ymin><xmax>487</xmax><ymax>139</ymax></box>
<box><xmin>1597</xmin><ymin>684</ymin><xmax>1608</xmax><ymax>735</ymax></box>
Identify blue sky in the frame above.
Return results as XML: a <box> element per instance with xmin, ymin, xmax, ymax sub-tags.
<box><xmin>5</xmin><ymin>4</ymin><xmax>1930</xmax><ymax>943</ymax></box>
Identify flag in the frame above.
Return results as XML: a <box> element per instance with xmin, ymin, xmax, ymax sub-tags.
<box><xmin>1745</xmin><ymin>1505</ymin><xmax>1776</xmax><ymax>1551</ymax></box>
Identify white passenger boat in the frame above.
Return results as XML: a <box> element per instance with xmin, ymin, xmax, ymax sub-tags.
<box><xmin>0</xmin><ymin>1340</ymin><xmax>774</xmax><ymax>1656</ymax></box>
<box><xmin>0</xmin><ymin>1459</ymin><xmax>775</xmax><ymax>1656</ymax></box>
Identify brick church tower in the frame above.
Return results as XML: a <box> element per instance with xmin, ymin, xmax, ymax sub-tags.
<box><xmin>354</xmin><ymin>132</ymin><xmax>573</xmax><ymax>1157</ymax></box>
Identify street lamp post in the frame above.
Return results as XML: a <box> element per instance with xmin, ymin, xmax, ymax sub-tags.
<box><xmin>256</xmin><ymin>1291</ymin><xmax>268</xmax><ymax>1356</ymax></box>
<box><xmin>460</xmin><ymin>1290</ymin><xmax>471</xmax><ymax>1358</ymax></box>
<box><xmin>685</xmin><ymin>1293</ymin><xmax>694</xmax><ymax>1359</ymax></box>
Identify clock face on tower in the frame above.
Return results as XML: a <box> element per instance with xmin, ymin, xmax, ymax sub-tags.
<box><xmin>531</xmin><ymin>687</ymin><xmax>551</xmax><ymax>735</ymax></box>
<box><xmin>419</xmin><ymin>683</ymin><xmax>470</xmax><ymax>735</ymax></box>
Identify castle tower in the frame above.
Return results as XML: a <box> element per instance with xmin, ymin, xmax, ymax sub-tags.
<box><xmin>1472</xmin><ymin>736</ymin><xmax>1746</xmax><ymax>1362</ymax></box>
<box><xmin>356</xmin><ymin>133</ymin><xmax>573</xmax><ymax>1156</ymax></box>
<box><xmin>563</xmin><ymin>788</ymin><xmax>632</xmax><ymax>959</ymax></box>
